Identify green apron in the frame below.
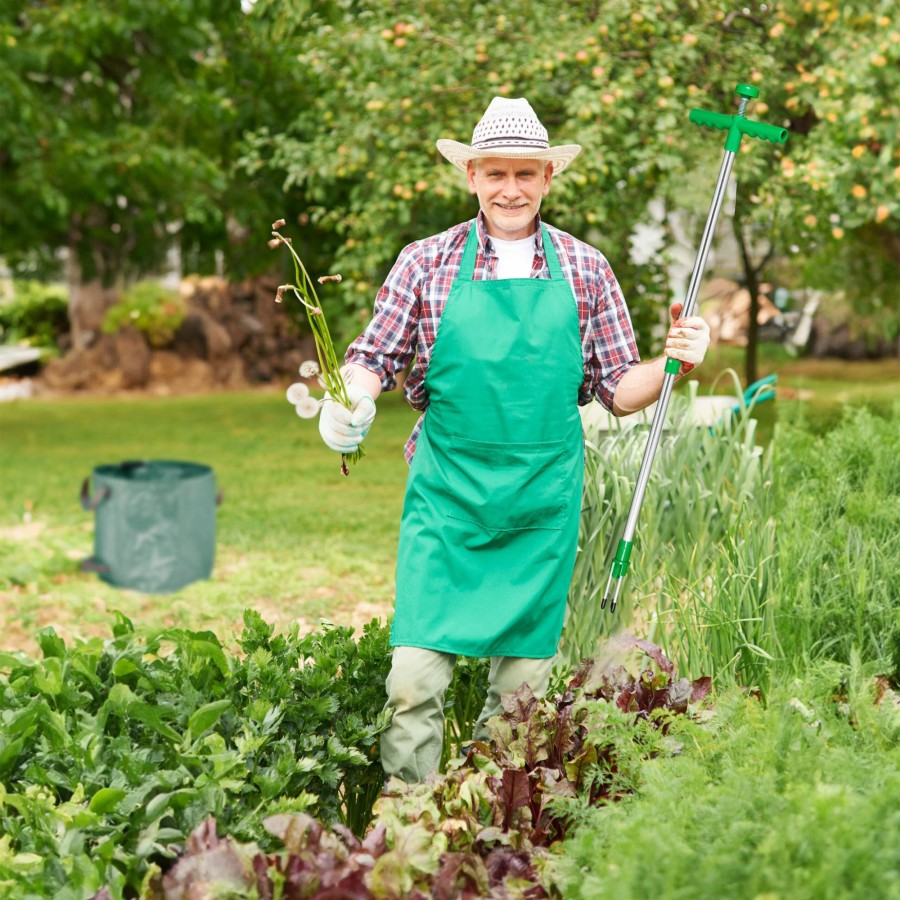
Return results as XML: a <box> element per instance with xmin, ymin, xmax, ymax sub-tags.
<box><xmin>391</xmin><ymin>223</ymin><xmax>584</xmax><ymax>658</ymax></box>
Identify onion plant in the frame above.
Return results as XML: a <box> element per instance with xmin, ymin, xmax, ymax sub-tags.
<box><xmin>563</xmin><ymin>375</ymin><xmax>777</xmax><ymax>696</ymax></box>
<box><xmin>270</xmin><ymin>218</ymin><xmax>363</xmax><ymax>475</ymax></box>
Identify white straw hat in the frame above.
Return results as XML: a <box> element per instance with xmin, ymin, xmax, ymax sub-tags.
<box><xmin>436</xmin><ymin>97</ymin><xmax>582</xmax><ymax>174</ymax></box>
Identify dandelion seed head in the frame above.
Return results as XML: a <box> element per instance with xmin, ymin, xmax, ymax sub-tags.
<box><xmin>286</xmin><ymin>382</ymin><xmax>310</xmax><ymax>404</ymax></box>
<box><xmin>299</xmin><ymin>360</ymin><xmax>320</xmax><ymax>378</ymax></box>
<box><xmin>295</xmin><ymin>397</ymin><xmax>321</xmax><ymax>419</ymax></box>
<box><xmin>317</xmin><ymin>274</ymin><xmax>343</xmax><ymax>284</ymax></box>
<box><xmin>271</xmin><ymin>218</ymin><xmax>287</xmax><ymax>230</ymax></box>
<box><xmin>267</xmin><ymin>239</ymin><xmax>281</xmax><ymax>250</ymax></box>
<box><xmin>275</xmin><ymin>286</ymin><xmax>287</xmax><ymax>303</ymax></box>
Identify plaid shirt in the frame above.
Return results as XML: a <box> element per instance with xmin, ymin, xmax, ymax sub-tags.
<box><xmin>346</xmin><ymin>212</ymin><xmax>640</xmax><ymax>463</ymax></box>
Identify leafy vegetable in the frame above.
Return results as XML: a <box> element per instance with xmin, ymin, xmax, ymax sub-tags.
<box><xmin>0</xmin><ymin>612</ymin><xmax>393</xmax><ymax>898</ymax></box>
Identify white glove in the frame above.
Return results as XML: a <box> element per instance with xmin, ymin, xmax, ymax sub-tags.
<box><xmin>664</xmin><ymin>302</ymin><xmax>711</xmax><ymax>370</ymax></box>
<box><xmin>318</xmin><ymin>384</ymin><xmax>376</xmax><ymax>453</ymax></box>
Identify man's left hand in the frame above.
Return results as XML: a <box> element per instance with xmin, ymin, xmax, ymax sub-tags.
<box><xmin>664</xmin><ymin>302</ymin><xmax>710</xmax><ymax>374</ymax></box>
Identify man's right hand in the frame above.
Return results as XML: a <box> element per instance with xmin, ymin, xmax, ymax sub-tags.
<box><xmin>318</xmin><ymin>384</ymin><xmax>376</xmax><ymax>453</ymax></box>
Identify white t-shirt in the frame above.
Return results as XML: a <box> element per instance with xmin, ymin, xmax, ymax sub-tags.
<box><xmin>491</xmin><ymin>234</ymin><xmax>536</xmax><ymax>279</ymax></box>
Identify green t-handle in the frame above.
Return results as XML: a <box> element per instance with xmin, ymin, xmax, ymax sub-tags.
<box><xmin>690</xmin><ymin>84</ymin><xmax>788</xmax><ymax>152</ymax></box>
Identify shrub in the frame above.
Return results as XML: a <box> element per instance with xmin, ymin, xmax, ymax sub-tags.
<box><xmin>0</xmin><ymin>281</ymin><xmax>69</xmax><ymax>349</ymax></box>
<box><xmin>101</xmin><ymin>281</ymin><xmax>186</xmax><ymax>348</ymax></box>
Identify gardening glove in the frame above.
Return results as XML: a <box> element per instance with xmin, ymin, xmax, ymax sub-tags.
<box><xmin>318</xmin><ymin>384</ymin><xmax>376</xmax><ymax>453</ymax></box>
<box><xmin>664</xmin><ymin>301</ymin><xmax>711</xmax><ymax>375</ymax></box>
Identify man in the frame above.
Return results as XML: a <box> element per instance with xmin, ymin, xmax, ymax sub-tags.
<box><xmin>317</xmin><ymin>97</ymin><xmax>710</xmax><ymax>784</ymax></box>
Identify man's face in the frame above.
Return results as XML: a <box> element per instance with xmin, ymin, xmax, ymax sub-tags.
<box><xmin>466</xmin><ymin>157</ymin><xmax>553</xmax><ymax>241</ymax></box>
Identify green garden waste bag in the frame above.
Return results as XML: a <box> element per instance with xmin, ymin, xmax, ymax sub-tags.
<box><xmin>80</xmin><ymin>460</ymin><xmax>220</xmax><ymax>594</ymax></box>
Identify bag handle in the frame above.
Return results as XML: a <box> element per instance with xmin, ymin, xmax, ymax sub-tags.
<box><xmin>80</xmin><ymin>478</ymin><xmax>110</xmax><ymax>511</ymax></box>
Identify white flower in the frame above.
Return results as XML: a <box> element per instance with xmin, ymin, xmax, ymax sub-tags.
<box><xmin>299</xmin><ymin>360</ymin><xmax>320</xmax><ymax>378</ymax></box>
<box><xmin>295</xmin><ymin>397</ymin><xmax>321</xmax><ymax>419</ymax></box>
<box><xmin>286</xmin><ymin>382</ymin><xmax>310</xmax><ymax>404</ymax></box>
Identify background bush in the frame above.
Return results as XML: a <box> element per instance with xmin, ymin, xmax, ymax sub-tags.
<box><xmin>0</xmin><ymin>281</ymin><xmax>69</xmax><ymax>350</ymax></box>
<box><xmin>101</xmin><ymin>281</ymin><xmax>186</xmax><ymax>348</ymax></box>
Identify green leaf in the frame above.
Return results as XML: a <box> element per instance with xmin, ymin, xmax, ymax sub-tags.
<box><xmin>111</xmin><ymin>610</ymin><xmax>136</xmax><ymax>637</ymax></box>
<box><xmin>188</xmin><ymin>640</ymin><xmax>230</xmax><ymax>677</ymax></box>
<box><xmin>128</xmin><ymin>702</ymin><xmax>182</xmax><ymax>743</ymax></box>
<box><xmin>32</xmin><ymin>657</ymin><xmax>64</xmax><ymax>697</ymax></box>
<box><xmin>0</xmin><ymin>650</ymin><xmax>35</xmax><ymax>672</ymax></box>
<box><xmin>89</xmin><ymin>788</ymin><xmax>127</xmax><ymax>814</ymax></box>
<box><xmin>188</xmin><ymin>699</ymin><xmax>232</xmax><ymax>741</ymax></box>
<box><xmin>0</xmin><ymin>737</ymin><xmax>25</xmax><ymax>778</ymax></box>
<box><xmin>112</xmin><ymin>658</ymin><xmax>142</xmax><ymax>678</ymax></box>
<box><xmin>102</xmin><ymin>683</ymin><xmax>182</xmax><ymax>742</ymax></box>
<box><xmin>143</xmin><ymin>791</ymin><xmax>173</xmax><ymax>823</ymax></box>
<box><xmin>37</xmin><ymin>627</ymin><xmax>66</xmax><ymax>659</ymax></box>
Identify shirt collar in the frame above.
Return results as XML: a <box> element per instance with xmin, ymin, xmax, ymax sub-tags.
<box><xmin>474</xmin><ymin>210</ymin><xmax>546</xmax><ymax>259</ymax></box>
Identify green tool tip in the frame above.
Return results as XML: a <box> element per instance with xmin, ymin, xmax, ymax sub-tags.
<box><xmin>735</xmin><ymin>83</ymin><xmax>760</xmax><ymax>99</ymax></box>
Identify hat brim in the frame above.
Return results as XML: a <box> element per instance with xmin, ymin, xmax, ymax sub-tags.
<box><xmin>435</xmin><ymin>139</ymin><xmax>582</xmax><ymax>175</ymax></box>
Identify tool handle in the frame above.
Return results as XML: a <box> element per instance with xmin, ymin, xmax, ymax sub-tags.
<box><xmin>739</xmin><ymin>117</ymin><xmax>789</xmax><ymax>145</ymax></box>
<box><xmin>689</xmin><ymin>109</ymin><xmax>732</xmax><ymax>132</ymax></box>
<box><xmin>690</xmin><ymin>109</ymin><xmax>788</xmax><ymax>146</ymax></box>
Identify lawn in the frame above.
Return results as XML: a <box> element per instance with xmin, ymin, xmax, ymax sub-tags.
<box><xmin>1</xmin><ymin>351</ymin><xmax>897</xmax><ymax>656</ymax></box>
<box><xmin>0</xmin><ymin>388</ymin><xmax>418</xmax><ymax>655</ymax></box>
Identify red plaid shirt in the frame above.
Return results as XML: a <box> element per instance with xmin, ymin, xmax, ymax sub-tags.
<box><xmin>346</xmin><ymin>212</ymin><xmax>640</xmax><ymax>463</ymax></box>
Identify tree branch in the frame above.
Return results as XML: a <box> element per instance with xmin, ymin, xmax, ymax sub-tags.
<box><xmin>722</xmin><ymin>10</ymin><xmax>766</xmax><ymax>31</ymax></box>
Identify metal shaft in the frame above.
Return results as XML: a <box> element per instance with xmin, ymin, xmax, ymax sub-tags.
<box><xmin>602</xmin><ymin>141</ymin><xmax>739</xmax><ymax>612</ymax></box>
<box><xmin>622</xmin><ymin>145</ymin><xmax>737</xmax><ymax>541</ymax></box>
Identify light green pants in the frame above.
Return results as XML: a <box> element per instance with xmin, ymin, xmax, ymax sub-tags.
<box><xmin>380</xmin><ymin>646</ymin><xmax>554</xmax><ymax>784</ymax></box>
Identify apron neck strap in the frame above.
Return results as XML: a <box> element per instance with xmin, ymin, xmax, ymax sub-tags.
<box><xmin>459</xmin><ymin>221</ymin><xmax>564</xmax><ymax>281</ymax></box>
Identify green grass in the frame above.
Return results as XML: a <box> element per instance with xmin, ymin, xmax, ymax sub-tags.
<box><xmin>689</xmin><ymin>345</ymin><xmax>900</xmax><ymax>443</ymax></box>
<box><xmin>1</xmin><ymin>348</ymin><xmax>897</xmax><ymax>656</ymax></box>
<box><xmin>0</xmin><ymin>389</ymin><xmax>418</xmax><ymax>653</ymax></box>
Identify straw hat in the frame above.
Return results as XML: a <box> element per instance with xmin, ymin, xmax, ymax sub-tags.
<box><xmin>436</xmin><ymin>97</ymin><xmax>582</xmax><ymax>174</ymax></box>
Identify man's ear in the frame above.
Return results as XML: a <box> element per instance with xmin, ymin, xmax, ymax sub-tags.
<box><xmin>466</xmin><ymin>160</ymin><xmax>478</xmax><ymax>194</ymax></box>
<box><xmin>542</xmin><ymin>161</ymin><xmax>554</xmax><ymax>196</ymax></box>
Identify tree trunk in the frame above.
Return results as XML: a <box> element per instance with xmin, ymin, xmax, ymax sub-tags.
<box><xmin>66</xmin><ymin>243</ymin><xmax>116</xmax><ymax>352</ymax></box>
<box><xmin>733</xmin><ymin>214</ymin><xmax>774</xmax><ymax>388</ymax></box>
<box><xmin>745</xmin><ymin>267</ymin><xmax>760</xmax><ymax>387</ymax></box>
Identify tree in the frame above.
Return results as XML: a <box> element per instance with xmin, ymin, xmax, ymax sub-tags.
<box><xmin>245</xmin><ymin>0</ymin><xmax>897</xmax><ymax>376</ymax></box>
<box><xmin>240</xmin><ymin>0</ymin><xmax>788</xmax><ymax>355</ymax></box>
<box><xmin>764</xmin><ymin>0</ymin><xmax>899</xmax><ymax>352</ymax></box>
<box><xmin>694</xmin><ymin>0</ymin><xmax>900</xmax><ymax>380</ymax></box>
<box><xmin>0</xmin><ymin>0</ymin><xmax>296</xmax><ymax>348</ymax></box>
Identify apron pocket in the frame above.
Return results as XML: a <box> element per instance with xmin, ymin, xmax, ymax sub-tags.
<box><xmin>444</xmin><ymin>436</ymin><xmax>568</xmax><ymax>532</ymax></box>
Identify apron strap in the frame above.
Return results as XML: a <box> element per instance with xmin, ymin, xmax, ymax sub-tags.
<box><xmin>459</xmin><ymin>220</ymin><xmax>565</xmax><ymax>281</ymax></box>
<box><xmin>540</xmin><ymin>224</ymin><xmax>565</xmax><ymax>281</ymax></box>
<box><xmin>459</xmin><ymin>221</ymin><xmax>479</xmax><ymax>281</ymax></box>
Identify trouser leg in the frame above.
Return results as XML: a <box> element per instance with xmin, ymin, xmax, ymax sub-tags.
<box><xmin>472</xmin><ymin>655</ymin><xmax>555</xmax><ymax>742</ymax></box>
<box><xmin>380</xmin><ymin>646</ymin><xmax>456</xmax><ymax>784</ymax></box>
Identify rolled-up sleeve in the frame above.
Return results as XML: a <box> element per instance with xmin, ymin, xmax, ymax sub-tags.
<box><xmin>584</xmin><ymin>260</ymin><xmax>640</xmax><ymax>411</ymax></box>
<box><xmin>345</xmin><ymin>244</ymin><xmax>423</xmax><ymax>392</ymax></box>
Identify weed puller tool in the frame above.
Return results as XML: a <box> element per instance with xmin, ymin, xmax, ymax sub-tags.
<box><xmin>601</xmin><ymin>83</ymin><xmax>788</xmax><ymax>613</ymax></box>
